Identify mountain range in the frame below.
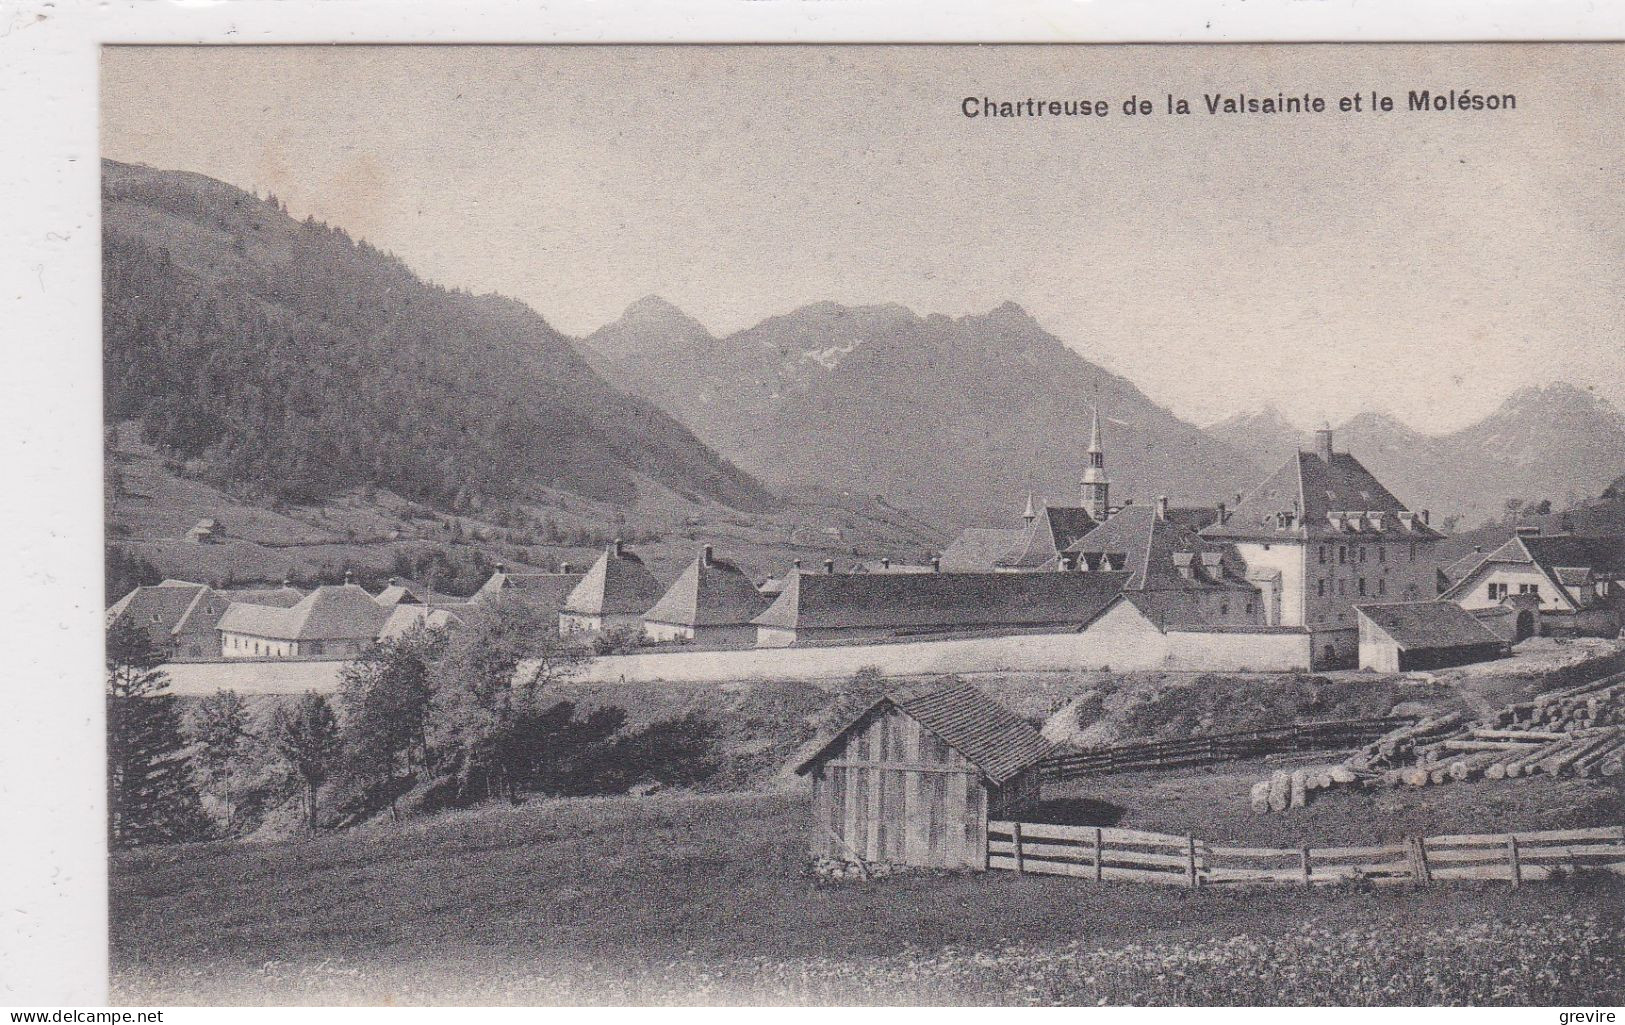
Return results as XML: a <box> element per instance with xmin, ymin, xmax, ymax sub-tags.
<box><xmin>102</xmin><ymin>159</ymin><xmax>774</xmax><ymax>515</ymax></box>
<box><xmin>585</xmin><ymin>298</ymin><xmax>1262</xmax><ymax>527</ymax></box>
<box><xmin>105</xmin><ymin>159</ymin><xmax>1623</xmax><ymax>540</ymax></box>
<box><xmin>1207</xmin><ymin>385</ymin><xmax>1625</xmax><ymax>529</ymax></box>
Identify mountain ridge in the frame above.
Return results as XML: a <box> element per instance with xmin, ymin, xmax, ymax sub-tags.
<box><xmin>583</xmin><ymin>297</ymin><xmax>1265</xmax><ymax>528</ymax></box>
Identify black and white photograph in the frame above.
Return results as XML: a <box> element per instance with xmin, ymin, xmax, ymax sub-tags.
<box><xmin>5</xmin><ymin>9</ymin><xmax>1625</xmax><ymax>1010</ymax></box>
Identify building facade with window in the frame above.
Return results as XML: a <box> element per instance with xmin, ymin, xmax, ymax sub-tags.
<box><xmin>1201</xmin><ymin>427</ymin><xmax>1443</xmax><ymax>667</ymax></box>
<box><xmin>1441</xmin><ymin>531</ymin><xmax>1624</xmax><ymax>636</ymax></box>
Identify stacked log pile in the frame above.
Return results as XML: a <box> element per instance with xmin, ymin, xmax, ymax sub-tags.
<box><xmin>1251</xmin><ymin>673</ymin><xmax>1625</xmax><ymax>814</ymax></box>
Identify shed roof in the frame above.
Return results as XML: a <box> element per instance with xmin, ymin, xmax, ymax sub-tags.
<box><xmin>753</xmin><ymin>568</ymin><xmax>1128</xmax><ymax>632</ymax></box>
<box><xmin>1355</xmin><ymin>601</ymin><xmax>1507</xmax><ymax>651</ymax></box>
<box><xmin>795</xmin><ymin>678</ymin><xmax>1052</xmax><ymax>785</ymax></box>
<box><xmin>643</xmin><ymin>551</ymin><xmax>772</xmax><ymax>627</ymax></box>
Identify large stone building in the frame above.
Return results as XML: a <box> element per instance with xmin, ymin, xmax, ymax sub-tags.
<box><xmin>1200</xmin><ymin>427</ymin><xmax>1443</xmax><ymax>667</ymax></box>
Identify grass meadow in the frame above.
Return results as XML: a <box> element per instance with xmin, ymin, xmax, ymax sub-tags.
<box><xmin>111</xmin><ymin>788</ymin><xmax>1625</xmax><ymax>1005</ymax></box>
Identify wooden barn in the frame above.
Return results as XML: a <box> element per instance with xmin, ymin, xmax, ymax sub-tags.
<box><xmin>794</xmin><ymin>679</ymin><xmax>1052</xmax><ymax>870</ymax></box>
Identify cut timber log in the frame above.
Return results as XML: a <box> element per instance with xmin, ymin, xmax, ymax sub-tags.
<box><xmin>1250</xmin><ymin>780</ymin><xmax>1271</xmax><ymax>814</ymax></box>
<box><xmin>1539</xmin><ymin>734</ymin><xmax>1619</xmax><ymax>777</ymax></box>
<box><xmin>1443</xmin><ymin>739</ymin><xmax>1537</xmax><ymax>753</ymax></box>
<box><xmin>1574</xmin><ymin>735</ymin><xmax>1625</xmax><ymax>776</ymax></box>
<box><xmin>1504</xmin><ymin>739</ymin><xmax>1570</xmax><ymax>778</ymax></box>
<box><xmin>1268</xmin><ymin>771</ymin><xmax>1290</xmax><ymax>813</ymax></box>
<box><xmin>1289</xmin><ymin>769</ymin><xmax>1307</xmax><ymax>809</ymax></box>
<box><xmin>1448</xmin><ymin>751</ymin><xmax>1505</xmax><ymax>781</ymax></box>
<box><xmin>1330</xmin><ymin>765</ymin><xmax>1358</xmax><ymax>784</ymax></box>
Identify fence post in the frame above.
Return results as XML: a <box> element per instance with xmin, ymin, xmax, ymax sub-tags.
<box><xmin>1011</xmin><ymin>821</ymin><xmax>1025</xmax><ymax>875</ymax></box>
<box><xmin>1299</xmin><ymin>846</ymin><xmax>1312</xmax><ymax>888</ymax></box>
<box><xmin>1187</xmin><ymin>835</ymin><xmax>1199</xmax><ymax>889</ymax></box>
<box><xmin>1410</xmin><ymin>837</ymin><xmax>1432</xmax><ymax>887</ymax></box>
<box><xmin>1507</xmin><ymin>835</ymin><xmax>1521</xmax><ymax>888</ymax></box>
<box><xmin>1094</xmin><ymin>827</ymin><xmax>1105</xmax><ymax>882</ymax></box>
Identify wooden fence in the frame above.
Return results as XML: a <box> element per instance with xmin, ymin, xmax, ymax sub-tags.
<box><xmin>987</xmin><ymin>821</ymin><xmax>1625</xmax><ymax>888</ymax></box>
<box><xmin>1039</xmin><ymin>716</ymin><xmax>1417</xmax><ymax>781</ymax></box>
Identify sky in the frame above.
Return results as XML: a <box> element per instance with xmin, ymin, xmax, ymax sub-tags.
<box><xmin>101</xmin><ymin>44</ymin><xmax>1624</xmax><ymax>433</ymax></box>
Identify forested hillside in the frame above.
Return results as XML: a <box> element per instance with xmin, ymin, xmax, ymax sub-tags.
<box><xmin>102</xmin><ymin>160</ymin><xmax>775</xmax><ymax>513</ymax></box>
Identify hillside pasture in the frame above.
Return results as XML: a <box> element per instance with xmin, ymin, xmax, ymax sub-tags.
<box><xmin>112</xmin><ymin>789</ymin><xmax>1625</xmax><ymax>1005</ymax></box>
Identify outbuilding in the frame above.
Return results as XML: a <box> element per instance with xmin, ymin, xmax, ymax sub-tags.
<box><xmin>1354</xmin><ymin>600</ymin><xmax>1511</xmax><ymax>673</ymax></box>
<box><xmin>793</xmin><ymin>678</ymin><xmax>1051</xmax><ymax>870</ymax></box>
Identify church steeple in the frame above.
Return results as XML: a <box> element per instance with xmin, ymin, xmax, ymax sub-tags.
<box><xmin>1081</xmin><ymin>407</ymin><xmax>1110</xmax><ymax>520</ymax></box>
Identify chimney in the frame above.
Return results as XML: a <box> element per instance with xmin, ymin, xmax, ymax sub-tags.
<box><xmin>881</xmin><ymin>557</ymin><xmax>891</xmax><ymax>569</ymax></box>
<box><xmin>612</xmin><ymin>538</ymin><xmax>624</xmax><ymax>558</ymax></box>
<box><xmin>702</xmin><ymin>544</ymin><xmax>714</xmax><ymax>567</ymax></box>
<box><xmin>931</xmin><ymin>557</ymin><xmax>942</xmax><ymax>573</ymax></box>
<box><xmin>1420</xmin><ymin>509</ymin><xmax>1430</xmax><ymax>526</ymax></box>
<box><xmin>1156</xmin><ymin>495</ymin><xmax>1169</xmax><ymax>522</ymax></box>
<box><xmin>495</xmin><ymin>563</ymin><xmax>506</xmax><ymax>575</ymax></box>
<box><xmin>388</xmin><ymin>577</ymin><xmax>399</xmax><ymax>587</ymax></box>
<box><xmin>1216</xmin><ymin>501</ymin><xmax>1227</xmax><ymax>524</ymax></box>
<box><xmin>792</xmin><ymin>558</ymin><xmax>802</xmax><ymax>572</ymax></box>
<box><xmin>343</xmin><ymin>569</ymin><xmax>353</xmax><ymax>585</ymax></box>
<box><xmin>823</xmin><ymin>558</ymin><xmax>835</xmax><ymax>574</ymax></box>
<box><xmin>1314</xmin><ymin>427</ymin><xmax>1334</xmax><ymax>464</ymax></box>
<box><xmin>561</xmin><ymin>562</ymin><xmax>572</xmax><ymax>574</ymax></box>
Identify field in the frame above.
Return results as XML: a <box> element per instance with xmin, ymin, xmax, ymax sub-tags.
<box><xmin>112</xmin><ymin>786</ymin><xmax>1625</xmax><ymax>1005</ymax></box>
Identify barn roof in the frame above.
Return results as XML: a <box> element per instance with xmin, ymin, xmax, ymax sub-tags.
<box><xmin>795</xmin><ymin>678</ymin><xmax>1052</xmax><ymax>785</ymax></box>
<box><xmin>643</xmin><ymin>550</ymin><xmax>772</xmax><ymax>627</ymax></box>
<box><xmin>753</xmin><ymin>569</ymin><xmax>1128</xmax><ymax>633</ymax></box>
<box><xmin>1440</xmin><ymin>533</ymin><xmax>1625</xmax><ymax>607</ymax></box>
<box><xmin>106</xmin><ymin>583</ymin><xmax>228</xmax><ymax>645</ymax></box>
<box><xmin>1355</xmin><ymin>601</ymin><xmax>1507</xmax><ymax>651</ymax></box>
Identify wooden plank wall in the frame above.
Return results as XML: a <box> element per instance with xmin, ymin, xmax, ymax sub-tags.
<box><xmin>810</xmin><ymin>707</ymin><xmax>989</xmax><ymax>869</ymax></box>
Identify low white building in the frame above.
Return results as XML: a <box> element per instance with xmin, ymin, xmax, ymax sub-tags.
<box><xmin>218</xmin><ymin>582</ymin><xmax>390</xmax><ymax>659</ymax></box>
<box><xmin>558</xmin><ymin>540</ymin><xmax>664</xmax><ymax>636</ymax></box>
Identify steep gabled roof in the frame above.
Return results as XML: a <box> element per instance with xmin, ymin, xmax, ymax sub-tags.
<box><xmin>1064</xmin><ymin>504</ymin><xmax>1253</xmax><ymax>592</ymax></box>
<box><xmin>562</xmin><ymin>545</ymin><xmax>664</xmax><ymax>617</ymax></box>
<box><xmin>217</xmin><ymin>583</ymin><xmax>390</xmax><ymax>642</ymax></box>
<box><xmin>795</xmin><ymin>678</ymin><xmax>1052</xmax><ymax>785</ymax></box>
<box><xmin>996</xmin><ymin>505</ymin><xmax>1098</xmax><ymax>568</ymax></box>
<box><xmin>107</xmin><ymin>583</ymin><xmax>216</xmax><ymax>645</ymax></box>
<box><xmin>939</xmin><ymin>526</ymin><xmax>1029</xmax><ymax>572</ymax></box>
<box><xmin>377</xmin><ymin>602</ymin><xmax>471</xmax><ymax>641</ymax></box>
<box><xmin>643</xmin><ymin>552</ymin><xmax>772</xmax><ymax>627</ymax></box>
<box><xmin>752</xmin><ymin>569</ymin><xmax>1128</xmax><ymax>633</ymax></box>
<box><xmin>1355</xmin><ymin>601</ymin><xmax>1507</xmax><ymax>651</ymax></box>
<box><xmin>218</xmin><ymin>585</ymin><xmax>307</xmax><ymax>608</ymax></box>
<box><xmin>1202</xmin><ymin>450</ymin><xmax>1441</xmax><ymax>542</ymax></box>
<box><xmin>475</xmin><ymin>569</ymin><xmax>585</xmax><ymax>609</ymax></box>
<box><xmin>1441</xmin><ymin>548</ymin><xmax>1490</xmax><ymax>586</ymax></box>
<box><xmin>1440</xmin><ymin>534</ymin><xmax>1625</xmax><ymax>608</ymax></box>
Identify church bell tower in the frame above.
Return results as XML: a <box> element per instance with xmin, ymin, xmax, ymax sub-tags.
<box><xmin>1081</xmin><ymin>407</ymin><xmax>1111</xmax><ymax>521</ymax></box>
